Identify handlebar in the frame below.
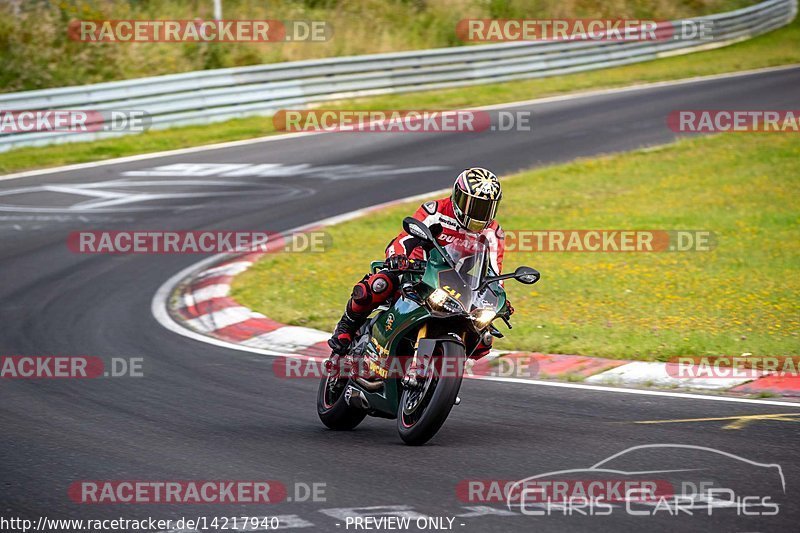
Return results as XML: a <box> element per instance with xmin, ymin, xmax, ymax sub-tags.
<box><xmin>381</xmin><ymin>259</ymin><xmax>427</xmax><ymax>274</ymax></box>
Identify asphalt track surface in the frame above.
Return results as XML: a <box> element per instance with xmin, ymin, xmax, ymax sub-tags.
<box><xmin>1</xmin><ymin>67</ymin><xmax>799</xmax><ymax>532</ymax></box>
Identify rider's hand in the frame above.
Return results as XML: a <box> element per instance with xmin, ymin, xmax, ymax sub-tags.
<box><xmin>385</xmin><ymin>254</ymin><xmax>410</xmax><ymax>271</ymax></box>
<box><xmin>504</xmin><ymin>301</ymin><xmax>515</xmax><ymax>317</ymax></box>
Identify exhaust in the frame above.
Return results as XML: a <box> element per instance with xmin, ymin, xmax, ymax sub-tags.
<box><xmin>345</xmin><ymin>386</ymin><xmax>371</xmax><ymax>410</ymax></box>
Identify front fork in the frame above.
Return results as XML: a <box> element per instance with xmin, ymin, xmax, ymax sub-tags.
<box><xmin>402</xmin><ymin>325</ymin><xmax>467</xmax><ymax>389</ymax></box>
<box><xmin>401</xmin><ymin>324</ymin><xmax>427</xmax><ymax>389</ymax></box>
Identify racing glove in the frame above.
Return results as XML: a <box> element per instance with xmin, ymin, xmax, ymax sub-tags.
<box><xmin>385</xmin><ymin>254</ymin><xmax>410</xmax><ymax>271</ymax></box>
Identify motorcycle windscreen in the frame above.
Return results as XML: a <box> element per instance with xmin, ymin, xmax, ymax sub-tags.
<box><xmin>437</xmin><ymin>244</ymin><xmax>487</xmax><ymax>310</ymax></box>
<box><xmin>443</xmin><ymin>239</ymin><xmax>489</xmax><ymax>287</ymax></box>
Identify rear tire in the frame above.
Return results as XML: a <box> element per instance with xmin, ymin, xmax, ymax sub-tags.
<box><xmin>317</xmin><ymin>374</ymin><xmax>367</xmax><ymax>430</ymax></box>
<box><xmin>397</xmin><ymin>341</ymin><xmax>464</xmax><ymax>445</ymax></box>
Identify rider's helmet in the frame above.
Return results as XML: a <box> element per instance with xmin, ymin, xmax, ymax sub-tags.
<box><xmin>451</xmin><ymin>167</ymin><xmax>502</xmax><ymax>232</ymax></box>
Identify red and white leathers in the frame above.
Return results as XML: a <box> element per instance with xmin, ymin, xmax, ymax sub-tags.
<box><xmin>328</xmin><ymin>197</ymin><xmax>505</xmax><ymax>358</ymax></box>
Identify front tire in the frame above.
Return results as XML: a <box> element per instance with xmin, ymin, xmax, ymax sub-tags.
<box><xmin>397</xmin><ymin>341</ymin><xmax>465</xmax><ymax>445</ymax></box>
<box><xmin>317</xmin><ymin>373</ymin><xmax>367</xmax><ymax>430</ymax></box>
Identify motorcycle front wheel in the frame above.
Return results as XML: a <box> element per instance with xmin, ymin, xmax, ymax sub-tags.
<box><xmin>397</xmin><ymin>340</ymin><xmax>464</xmax><ymax>445</ymax></box>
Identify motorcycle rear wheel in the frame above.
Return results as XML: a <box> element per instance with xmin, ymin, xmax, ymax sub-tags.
<box><xmin>317</xmin><ymin>373</ymin><xmax>367</xmax><ymax>430</ymax></box>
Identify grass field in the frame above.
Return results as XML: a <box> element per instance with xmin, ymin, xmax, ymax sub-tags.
<box><xmin>1</xmin><ymin>15</ymin><xmax>798</xmax><ymax>174</ymax></box>
<box><xmin>232</xmin><ymin>133</ymin><xmax>800</xmax><ymax>361</ymax></box>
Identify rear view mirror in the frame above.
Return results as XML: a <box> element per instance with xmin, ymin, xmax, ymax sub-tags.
<box><xmin>403</xmin><ymin>217</ymin><xmax>457</xmax><ymax>270</ymax></box>
<box><xmin>403</xmin><ymin>217</ymin><xmax>434</xmax><ymax>242</ymax></box>
<box><xmin>478</xmin><ymin>266</ymin><xmax>540</xmax><ymax>291</ymax></box>
<box><xmin>514</xmin><ymin>266</ymin><xmax>540</xmax><ymax>284</ymax></box>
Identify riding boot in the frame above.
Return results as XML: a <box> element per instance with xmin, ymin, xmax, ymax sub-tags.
<box><xmin>328</xmin><ymin>305</ymin><xmax>368</xmax><ymax>355</ymax></box>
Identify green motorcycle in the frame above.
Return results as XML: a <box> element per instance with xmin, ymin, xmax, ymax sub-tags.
<box><xmin>317</xmin><ymin>217</ymin><xmax>540</xmax><ymax>445</ymax></box>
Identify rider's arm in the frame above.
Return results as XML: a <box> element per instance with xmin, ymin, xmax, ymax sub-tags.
<box><xmin>385</xmin><ymin>201</ymin><xmax>438</xmax><ymax>259</ymax></box>
<box><xmin>491</xmin><ymin>225</ymin><xmax>513</xmax><ymax>317</ymax></box>
<box><xmin>491</xmin><ymin>224</ymin><xmax>506</xmax><ymax>274</ymax></box>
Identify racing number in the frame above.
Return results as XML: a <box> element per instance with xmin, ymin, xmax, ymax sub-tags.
<box><xmin>442</xmin><ymin>285</ymin><xmax>462</xmax><ymax>300</ymax></box>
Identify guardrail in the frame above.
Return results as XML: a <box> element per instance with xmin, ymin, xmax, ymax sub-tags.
<box><xmin>0</xmin><ymin>0</ymin><xmax>796</xmax><ymax>152</ymax></box>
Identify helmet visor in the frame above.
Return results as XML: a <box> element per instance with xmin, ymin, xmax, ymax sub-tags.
<box><xmin>454</xmin><ymin>188</ymin><xmax>500</xmax><ymax>230</ymax></box>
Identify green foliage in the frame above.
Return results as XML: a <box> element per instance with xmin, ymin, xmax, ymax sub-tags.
<box><xmin>0</xmin><ymin>0</ymin><xmax>762</xmax><ymax>92</ymax></box>
<box><xmin>1</xmin><ymin>13</ymin><xmax>797</xmax><ymax>173</ymax></box>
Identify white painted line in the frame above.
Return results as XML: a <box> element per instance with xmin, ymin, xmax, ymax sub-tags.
<box><xmin>197</xmin><ymin>261</ymin><xmax>252</xmax><ymax>277</ymax></box>
<box><xmin>471</xmin><ymin>375</ymin><xmax>799</xmax><ymax>407</ymax></box>
<box><xmin>0</xmin><ymin>131</ymin><xmax>328</xmax><ymax>183</ymax></box>
<box><xmin>242</xmin><ymin>326</ymin><xmax>330</xmax><ymax>352</ymax></box>
<box><xmin>585</xmin><ymin>361</ymin><xmax>757</xmax><ymax>390</ymax></box>
<box><xmin>184</xmin><ymin>306</ymin><xmax>262</xmax><ymax>332</ymax></box>
<box><xmin>4</xmin><ymin>63</ymin><xmax>798</xmax><ymax>184</ymax></box>
<box><xmin>152</xmin><ymin>229</ymin><xmax>800</xmax><ymax>407</ymax></box>
<box><xmin>181</xmin><ymin>283</ymin><xmax>230</xmax><ymax>306</ymax></box>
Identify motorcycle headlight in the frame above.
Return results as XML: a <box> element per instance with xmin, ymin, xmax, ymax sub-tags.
<box><xmin>471</xmin><ymin>308</ymin><xmax>496</xmax><ymax>330</ymax></box>
<box><xmin>427</xmin><ymin>288</ymin><xmax>463</xmax><ymax>313</ymax></box>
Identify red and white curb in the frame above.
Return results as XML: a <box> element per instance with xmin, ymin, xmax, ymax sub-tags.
<box><xmin>152</xmin><ymin>191</ymin><xmax>799</xmax><ymax>402</ymax></box>
<box><xmin>585</xmin><ymin>361</ymin><xmax>767</xmax><ymax>391</ymax></box>
<box><xmin>163</xmin><ymin>241</ymin><xmax>627</xmax><ymax>376</ymax></box>
<box><xmin>172</xmin><ymin>251</ymin><xmax>333</xmax><ymax>359</ymax></box>
<box><xmin>162</xmin><ymin>250</ymin><xmax>799</xmax><ymax>398</ymax></box>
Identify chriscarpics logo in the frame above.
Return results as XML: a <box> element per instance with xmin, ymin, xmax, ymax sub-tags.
<box><xmin>500</xmin><ymin>444</ymin><xmax>785</xmax><ymax>517</ymax></box>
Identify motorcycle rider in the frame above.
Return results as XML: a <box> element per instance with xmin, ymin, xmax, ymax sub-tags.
<box><xmin>328</xmin><ymin>167</ymin><xmax>513</xmax><ymax>359</ymax></box>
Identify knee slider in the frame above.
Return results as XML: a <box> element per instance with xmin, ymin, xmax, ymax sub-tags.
<box><xmin>370</xmin><ymin>274</ymin><xmax>393</xmax><ymax>295</ymax></box>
